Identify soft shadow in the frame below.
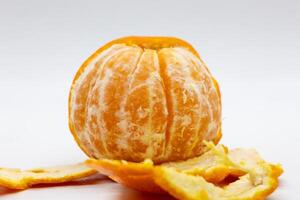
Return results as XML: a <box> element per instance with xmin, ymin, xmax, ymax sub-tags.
<box><xmin>116</xmin><ymin>187</ymin><xmax>175</xmax><ymax>200</ymax></box>
<box><xmin>0</xmin><ymin>186</ymin><xmax>21</xmax><ymax>196</ymax></box>
<box><xmin>32</xmin><ymin>173</ymin><xmax>107</xmax><ymax>188</ymax></box>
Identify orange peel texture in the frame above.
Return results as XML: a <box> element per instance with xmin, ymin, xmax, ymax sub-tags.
<box><xmin>86</xmin><ymin>159</ymin><xmax>164</xmax><ymax>193</ymax></box>
<box><xmin>154</xmin><ymin>147</ymin><xmax>283</xmax><ymax>200</ymax></box>
<box><xmin>86</xmin><ymin>142</ymin><xmax>283</xmax><ymax>199</ymax></box>
<box><xmin>0</xmin><ymin>163</ymin><xmax>97</xmax><ymax>189</ymax></box>
<box><xmin>69</xmin><ymin>36</ymin><xmax>222</xmax><ymax>163</ymax></box>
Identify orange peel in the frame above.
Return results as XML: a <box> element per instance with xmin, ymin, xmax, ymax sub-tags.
<box><xmin>0</xmin><ymin>163</ymin><xmax>97</xmax><ymax>189</ymax></box>
<box><xmin>86</xmin><ymin>143</ymin><xmax>244</xmax><ymax>193</ymax></box>
<box><xmin>86</xmin><ymin>159</ymin><xmax>164</xmax><ymax>193</ymax></box>
<box><xmin>154</xmin><ymin>147</ymin><xmax>283</xmax><ymax>200</ymax></box>
<box><xmin>161</xmin><ymin>142</ymin><xmax>246</xmax><ymax>183</ymax></box>
<box><xmin>86</xmin><ymin>142</ymin><xmax>283</xmax><ymax>199</ymax></box>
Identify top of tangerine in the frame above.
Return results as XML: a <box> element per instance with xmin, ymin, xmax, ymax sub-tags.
<box><xmin>93</xmin><ymin>36</ymin><xmax>200</xmax><ymax>57</ymax></box>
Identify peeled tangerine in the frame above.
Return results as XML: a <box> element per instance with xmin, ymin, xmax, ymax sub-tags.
<box><xmin>68</xmin><ymin>36</ymin><xmax>222</xmax><ymax>163</ymax></box>
<box><xmin>0</xmin><ymin>36</ymin><xmax>282</xmax><ymax>200</ymax></box>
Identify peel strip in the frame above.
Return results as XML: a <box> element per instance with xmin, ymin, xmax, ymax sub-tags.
<box><xmin>86</xmin><ymin>142</ymin><xmax>282</xmax><ymax>199</ymax></box>
<box><xmin>0</xmin><ymin>163</ymin><xmax>97</xmax><ymax>189</ymax></box>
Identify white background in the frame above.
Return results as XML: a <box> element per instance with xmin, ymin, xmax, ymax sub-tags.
<box><xmin>0</xmin><ymin>0</ymin><xmax>299</xmax><ymax>199</ymax></box>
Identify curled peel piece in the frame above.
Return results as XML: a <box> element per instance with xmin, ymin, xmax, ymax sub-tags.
<box><xmin>161</xmin><ymin>143</ymin><xmax>246</xmax><ymax>183</ymax></box>
<box><xmin>154</xmin><ymin>148</ymin><xmax>283</xmax><ymax>200</ymax></box>
<box><xmin>0</xmin><ymin>163</ymin><xmax>97</xmax><ymax>190</ymax></box>
<box><xmin>87</xmin><ymin>143</ymin><xmax>282</xmax><ymax>199</ymax></box>
<box><xmin>86</xmin><ymin>144</ymin><xmax>244</xmax><ymax>193</ymax></box>
<box><xmin>86</xmin><ymin>159</ymin><xmax>164</xmax><ymax>193</ymax></box>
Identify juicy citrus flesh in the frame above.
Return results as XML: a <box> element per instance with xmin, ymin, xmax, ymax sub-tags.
<box><xmin>69</xmin><ymin>36</ymin><xmax>222</xmax><ymax>163</ymax></box>
<box><xmin>0</xmin><ymin>163</ymin><xmax>97</xmax><ymax>189</ymax></box>
<box><xmin>86</xmin><ymin>143</ymin><xmax>283</xmax><ymax>199</ymax></box>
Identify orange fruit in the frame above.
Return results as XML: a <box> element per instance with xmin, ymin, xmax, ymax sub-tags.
<box><xmin>0</xmin><ymin>36</ymin><xmax>283</xmax><ymax>200</ymax></box>
<box><xmin>69</xmin><ymin>36</ymin><xmax>222</xmax><ymax>163</ymax></box>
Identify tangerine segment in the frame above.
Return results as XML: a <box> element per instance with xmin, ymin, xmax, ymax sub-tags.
<box><xmin>154</xmin><ymin>149</ymin><xmax>283</xmax><ymax>200</ymax></box>
<box><xmin>158</xmin><ymin>48</ymin><xmax>221</xmax><ymax>161</ymax></box>
<box><xmin>0</xmin><ymin>163</ymin><xmax>97</xmax><ymax>190</ymax></box>
<box><xmin>69</xmin><ymin>36</ymin><xmax>222</xmax><ymax>163</ymax></box>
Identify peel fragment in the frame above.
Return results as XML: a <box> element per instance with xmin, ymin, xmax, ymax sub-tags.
<box><xmin>154</xmin><ymin>147</ymin><xmax>283</xmax><ymax>200</ymax></box>
<box><xmin>161</xmin><ymin>143</ymin><xmax>246</xmax><ymax>183</ymax></box>
<box><xmin>86</xmin><ymin>144</ymin><xmax>245</xmax><ymax>193</ymax></box>
<box><xmin>0</xmin><ymin>143</ymin><xmax>282</xmax><ymax>200</ymax></box>
<box><xmin>0</xmin><ymin>163</ymin><xmax>97</xmax><ymax>189</ymax></box>
<box><xmin>86</xmin><ymin>159</ymin><xmax>164</xmax><ymax>193</ymax></box>
<box><xmin>87</xmin><ymin>143</ymin><xmax>283</xmax><ymax>200</ymax></box>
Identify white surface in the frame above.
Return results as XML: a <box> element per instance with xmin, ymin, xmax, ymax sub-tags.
<box><xmin>0</xmin><ymin>0</ymin><xmax>299</xmax><ymax>199</ymax></box>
